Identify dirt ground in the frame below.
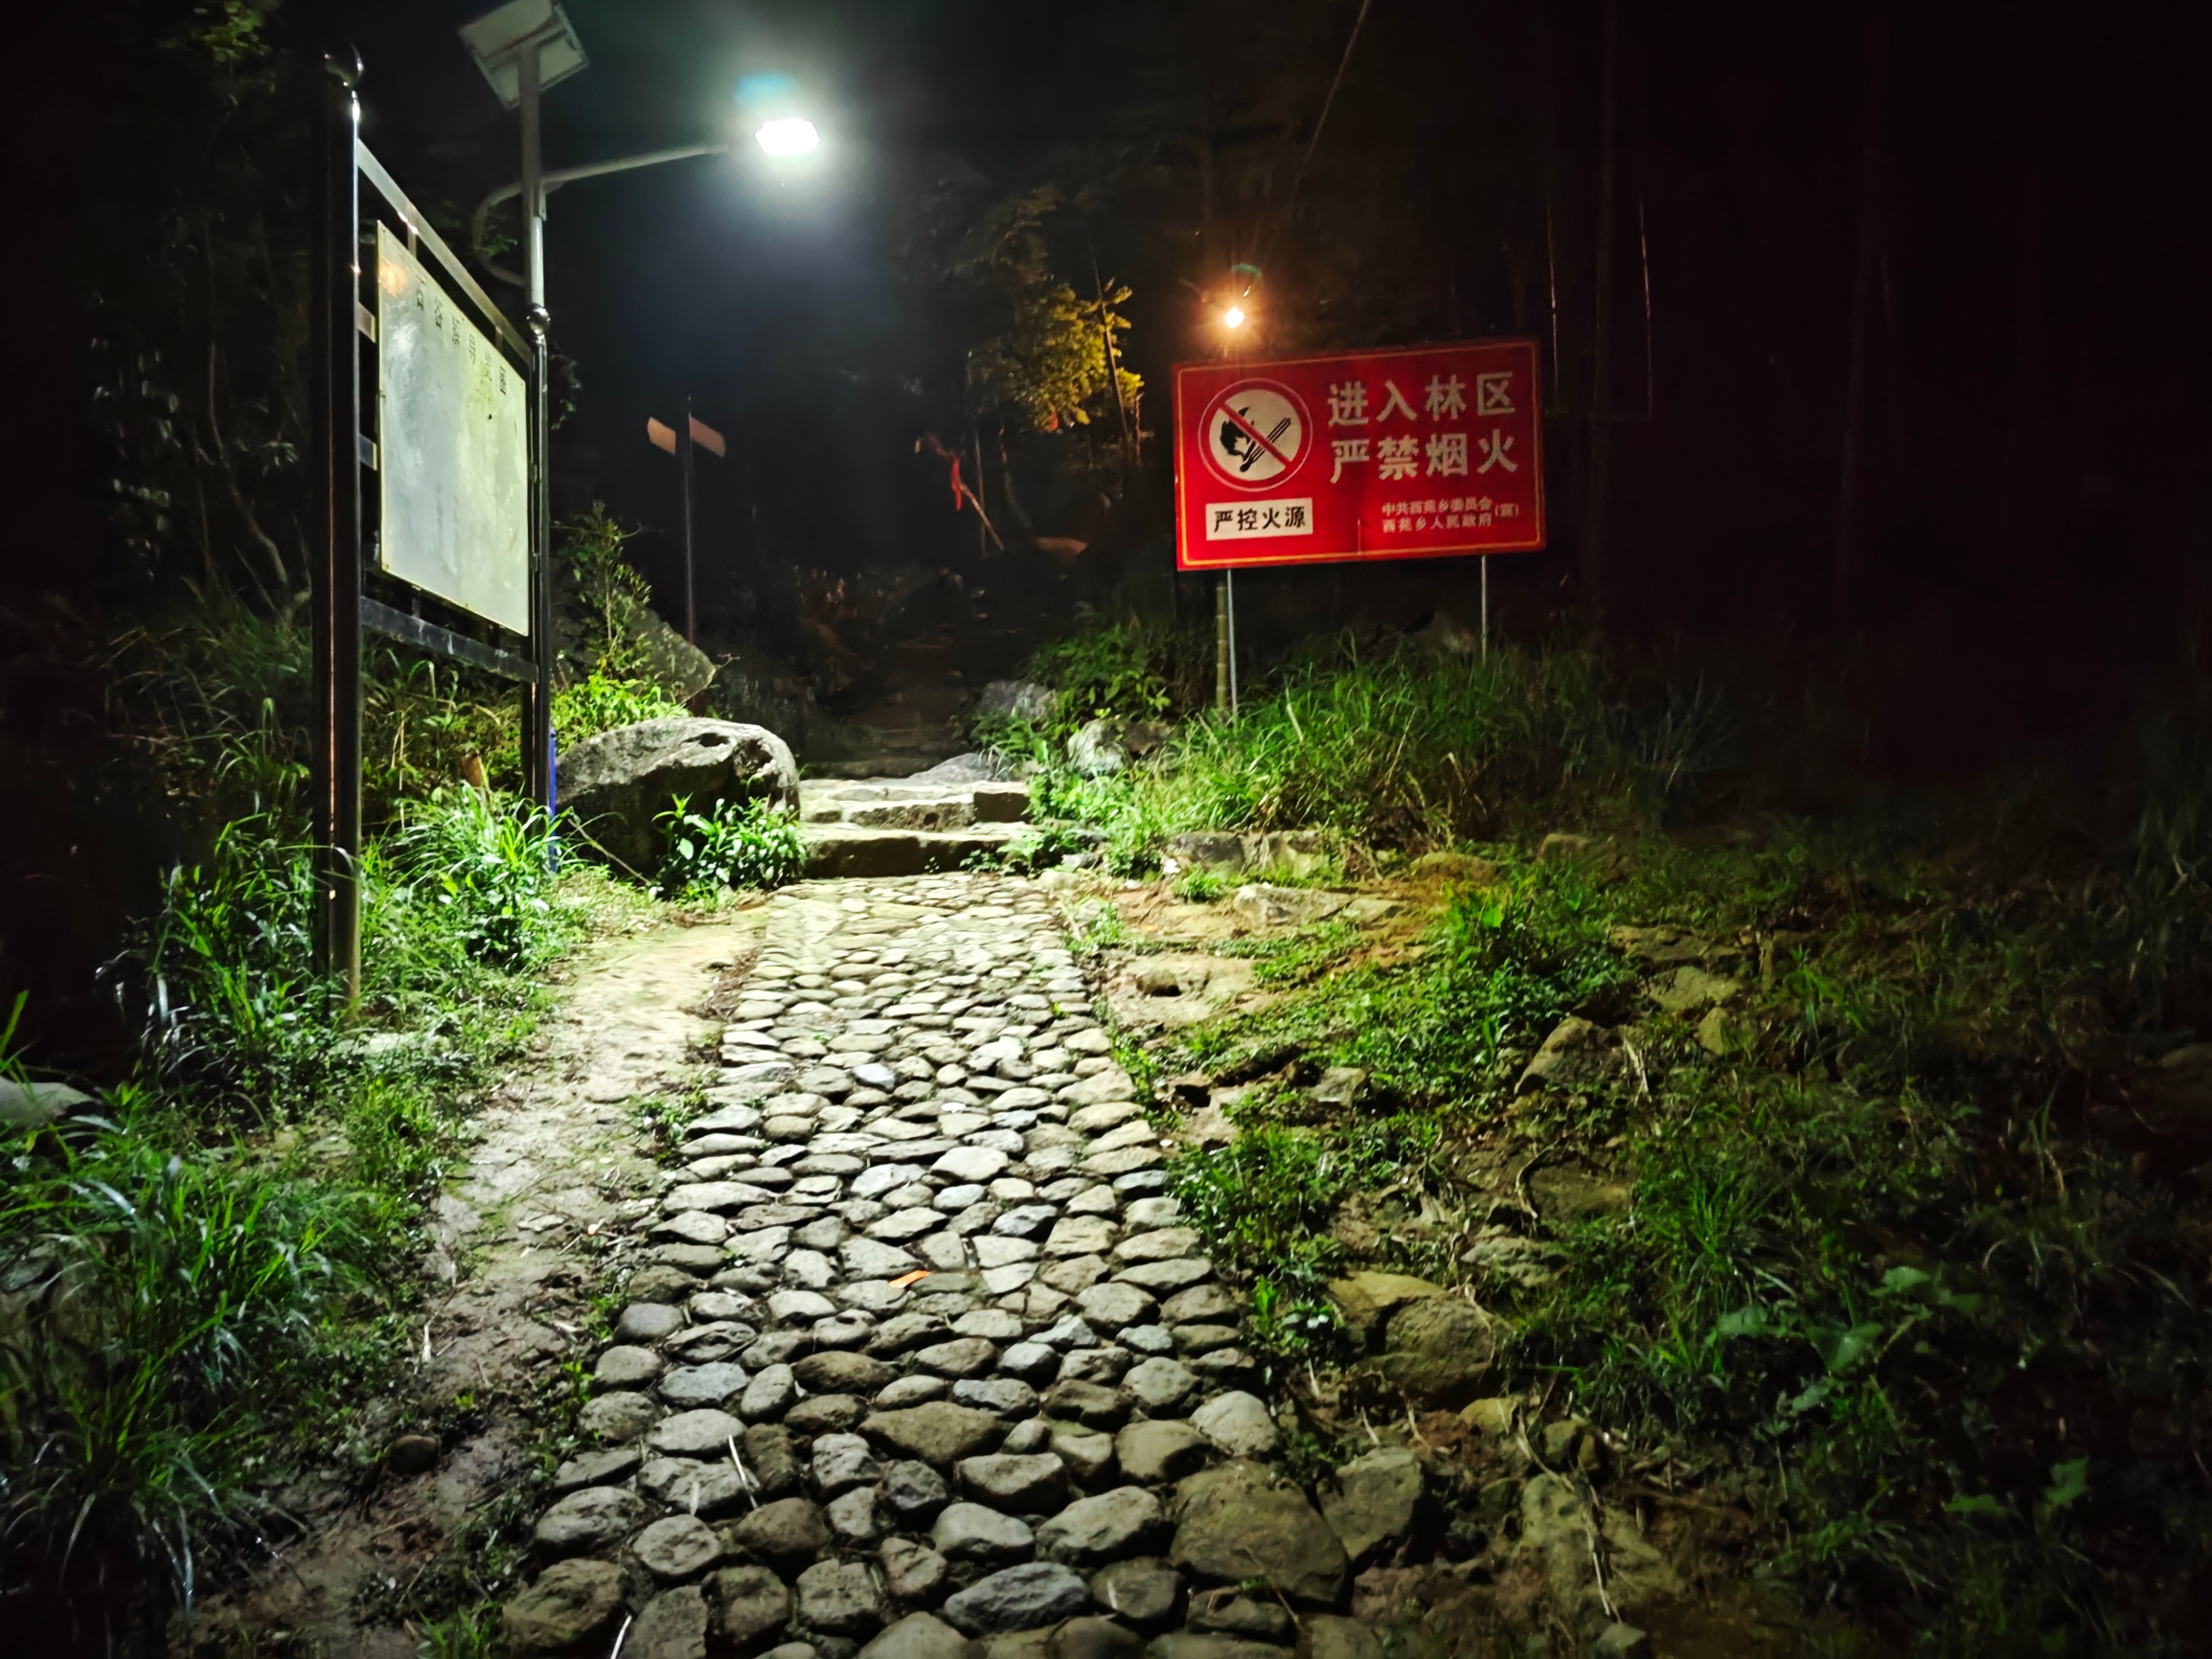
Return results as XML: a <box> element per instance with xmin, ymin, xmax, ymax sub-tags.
<box><xmin>175</xmin><ymin>911</ymin><xmax>764</xmax><ymax>1657</ymax></box>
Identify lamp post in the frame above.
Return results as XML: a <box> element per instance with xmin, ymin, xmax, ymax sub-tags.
<box><xmin>457</xmin><ymin>0</ymin><xmax>816</xmax><ymax>798</ymax></box>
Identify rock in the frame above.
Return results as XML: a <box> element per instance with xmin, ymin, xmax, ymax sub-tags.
<box><xmin>1037</xmin><ymin>1487</ymin><xmax>1166</xmax><ymax>1566</ymax></box>
<box><xmin>933</xmin><ymin>1502</ymin><xmax>1036</xmax><ymax>1562</ymax></box>
<box><xmin>976</xmin><ymin>680</ymin><xmax>1054</xmax><ymax>724</ymax></box>
<box><xmin>633</xmin><ymin>1513</ymin><xmax>723</xmax><ymax>1580</ymax></box>
<box><xmin>936</xmin><ymin>1146</ymin><xmax>1013</xmax><ymax>1183</ymax></box>
<box><xmin>732</xmin><ymin>1497</ymin><xmax>829</xmax><ymax>1570</ymax></box>
<box><xmin>941</xmin><ymin>1562</ymin><xmax>1093</xmax><ymax>1635</ymax></box>
<box><xmin>1514</xmin><ymin>1016</ymin><xmax>1628</xmax><ymax>1096</ymax></box>
<box><xmin>1069</xmin><ymin>719</ymin><xmax>1128</xmax><ymax>778</ymax></box>
<box><xmin>1114</xmin><ymin>1420</ymin><xmax>1209</xmax><ymax>1485</ymax></box>
<box><xmin>1143</xmin><ymin>1635</ymin><xmax>1288</xmax><ymax>1659</ymax></box>
<box><xmin>741</xmin><ymin>1363</ymin><xmax>798</xmax><ymax>1421</ymax></box>
<box><xmin>1051</xmin><ymin>1424</ymin><xmax>1118</xmax><ymax>1484</ymax></box>
<box><xmin>1593</xmin><ymin>1625</ymin><xmax>1653</xmax><ymax>1659</ymax></box>
<box><xmin>661</xmin><ymin>1362</ymin><xmax>747</xmax><ymax>1407</ymax></box>
<box><xmin>858</xmin><ymin>1612</ymin><xmax>972</xmax><ymax>1659</ymax></box>
<box><xmin>1696</xmin><ymin>1004</ymin><xmax>1742</xmax><ymax>1054</ymax></box>
<box><xmin>580</xmin><ymin>1390</ymin><xmax>660</xmax><ymax>1443</ymax></box>
<box><xmin>1049</xmin><ymin>1616</ymin><xmax>1147</xmax><ymax>1659</ymax></box>
<box><xmin>1410</xmin><ymin>850</ymin><xmax>1498</xmax><ymax>884</ymax></box>
<box><xmin>1229</xmin><ymin>885</ymin><xmax>1350</xmax><ymax>929</ymax></box>
<box><xmin>1324</xmin><ymin>1272</ymin><xmax>1447</xmax><ymax>1345</ymax></box>
<box><xmin>1319</xmin><ymin>1447</ymin><xmax>1424</xmax><ymax>1564</ymax></box>
<box><xmin>958</xmin><ymin>1453</ymin><xmax>1069</xmax><ymax>1511</ymax></box>
<box><xmin>796</xmin><ymin>1559</ymin><xmax>887</xmax><ymax>1636</ymax></box>
<box><xmin>1043</xmin><ymin>1379</ymin><xmax>1129</xmax><ymax>1430</ymax></box>
<box><xmin>1303</xmin><ymin>1614</ymin><xmax>1385</xmax><ymax>1659</ymax></box>
<box><xmin>881</xmin><ymin>1535</ymin><xmax>952</xmax><ymax>1602</ymax></box>
<box><xmin>1460</xmin><ymin>1397</ymin><xmax>1519</xmax><ymax>1439</ymax></box>
<box><xmin>1190</xmin><ymin>1392</ymin><xmax>1278</xmax><ymax>1459</ymax></box>
<box><xmin>863</xmin><ymin>1402</ymin><xmax>1007</xmax><ymax>1466</ymax></box>
<box><xmin>628</xmin><ymin>1584</ymin><xmax>712</xmax><ymax>1659</ymax></box>
<box><xmin>502</xmin><ymin>1558</ymin><xmax>628</xmax><ymax>1652</ymax></box>
<box><xmin>882</xmin><ymin>1459</ymin><xmax>952</xmax><ymax>1522</ymax></box>
<box><xmin>955</xmin><ymin>1376</ymin><xmax>1041</xmax><ymax>1417</ymax></box>
<box><xmin>0</xmin><ymin>1079</ymin><xmax>94</xmax><ymax>1129</ymax></box>
<box><xmin>1109</xmin><ymin>1259</ymin><xmax>1211</xmax><ymax>1293</ymax></box>
<box><xmin>1187</xmin><ymin>1593</ymin><xmax>1293</xmax><ymax>1642</ymax></box>
<box><xmin>1650</xmin><ymin>965</ymin><xmax>1742</xmax><ymax>1014</ymax></box>
<box><xmin>743</xmin><ymin>1422</ymin><xmax>802</xmax><ymax>1495</ymax></box>
<box><xmin>713</xmin><ymin>1564</ymin><xmax>794</xmax><ymax>1648</ymax></box>
<box><xmin>828</xmin><ymin>1484</ymin><xmax>883</xmax><ymax>1546</ymax></box>
<box><xmin>1310</xmin><ymin>1067</ymin><xmax>1367</xmax><ymax>1109</ymax></box>
<box><xmin>1088</xmin><ymin>1557</ymin><xmax>1182</xmax><ymax>1627</ymax></box>
<box><xmin>1515</xmin><ymin>1473</ymin><xmax>1680</xmax><ymax>1629</ymax></box>
<box><xmin>651</xmin><ymin>1409</ymin><xmax>747</xmax><ymax>1456</ymax></box>
<box><xmin>1169</xmin><ymin>1461</ymin><xmax>1348</xmax><ymax>1605</ymax></box>
<box><xmin>813</xmin><ymin>1433</ymin><xmax>883</xmax><ymax>1495</ymax></box>
<box><xmin>797</xmin><ymin>1348</ymin><xmax>897</xmax><ymax>1396</ymax></box>
<box><xmin>1160</xmin><ymin>1284</ymin><xmax>1242</xmax><ymax>1327</ymax></box>
<box><xmin>1123</xmin><ymin>1357</ymin><xmax>1199</xmax><ymax>1415</ymax></box>
<box><xmin>558</xmin><ymin>717</ymin><xmax>798</xmax><ymax>874</ymax></box>
<box><xmin>639</xmin><ymin>1457</ymin><xmax>747</xmax><ymax>1518</ymax></box>
<box><xmin>1063</xmin><ymin>1069</ymin><xmax>1136</xmax><ymax>1107</ymax></box>
<box><xmin>555</xmin><ymin>1447</ymin><xmax>642</xmax><ymax>1492</ymax></box>
<box><xmin>1527</xmin><ymin>1163</ymin><xmax>1633</xmax><ymax>1221</ymax></box>
<box><xmin>998</xmin><ymin>1341</ymin><xmax>1063</xmax><ymax>1385</ymax></box>
<box><xmin>1378</xmin><ymin>1297</ymin><xmax>1496</xmax><ymax>1405</ymax></box>
<box><xmin>913</xmin><ymin>1337</ymin><xmax>1000</xmax><ymax>1378</ymax></box>
<box><xmin>387</xmin><ymin>1433</ymin><xmax>441</xmax><ymax>1474</ymax></box>
<box><xmin>619</xmin><ymin>1302</ymin><xmax>688</xmax><ymax>1342</ymax></box>
<box><xmin>532</xmin><ymin>1486</ymin><xmax>646</xmax><ymax>1557</ymax></box>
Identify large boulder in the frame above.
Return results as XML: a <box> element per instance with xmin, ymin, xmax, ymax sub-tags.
<box><xmin>556</xmin><ymin>717</ymin><xmax>797</xmax><ymax>873</ymax></box>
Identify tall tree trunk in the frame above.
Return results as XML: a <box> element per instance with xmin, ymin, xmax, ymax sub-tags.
<box><xmin>1835</xmin><ymin>3</ymin><xmax>1889</xmax><ymax>611</ymax></box>
<box><xmin>1584</xmin><ymin>0</ymin><xmax>1620</xmax><ymax>616</ymax></box>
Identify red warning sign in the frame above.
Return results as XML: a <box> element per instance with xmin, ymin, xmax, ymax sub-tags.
<box><xmin>1173</xmin><ymin>338</ymin><xmax>1545</xmax><ymax>571</ymax></box>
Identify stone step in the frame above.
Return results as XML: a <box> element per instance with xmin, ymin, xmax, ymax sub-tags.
<box><xmin>801</xmin><ymin>778</ymin><xmax>1029</xmax><ymax>831</ymax></box>
<box><xmin>799</xmin><ymin>822</ymin><xmax>1032</xmax><ymax>877</ymax></box>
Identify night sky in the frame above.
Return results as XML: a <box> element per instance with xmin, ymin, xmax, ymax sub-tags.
<box><xmin>7</xmin><ymin>0</ymin><xmax>2212</xmax><ymax>765</ymax></box>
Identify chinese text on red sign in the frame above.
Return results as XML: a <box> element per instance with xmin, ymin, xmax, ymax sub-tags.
<box><xmin>1172</xmin><ymin>339</ymin><xmax>1545</xmax><ymax>571</ymax></box>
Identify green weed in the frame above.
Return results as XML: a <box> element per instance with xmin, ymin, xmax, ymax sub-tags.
<box><xmin>655</xmin><ymin>795</ymin><xmax>806</xmax><ymax>902</ymax></box>
<box><xmin>551</xmin><ymin>671</ymin><xmax>690</xmax><ymax>746</ymax></box>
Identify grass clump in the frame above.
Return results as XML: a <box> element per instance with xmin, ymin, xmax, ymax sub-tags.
<box><xmin>551</xmin><ymin>671</ymin><xmax>691</xmax><ymax>746</ymax></box>
<box><xmin>0</xmin><ymin>1089</ymin><xmax>399</xmax><ymax>1612</ymax></box>
<box><xmin>655</xmin><ymin>794</ymin><xmax>806</xmax><ymax>903</ymax></box>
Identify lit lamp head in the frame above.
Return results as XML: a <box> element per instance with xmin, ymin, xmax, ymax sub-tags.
<box><xmin>755</xmin><ymin>117</ymin><xmax>820</xmax><ymax>156</ymax></box>
<box><xmin>1222</xmin><ymin>304</ymin><xmax>1247</xmax><ymax>330</ymax></box>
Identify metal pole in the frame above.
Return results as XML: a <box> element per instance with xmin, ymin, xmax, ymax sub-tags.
<box><xmin>1225</xmin><ymin>568</ymin><xmax>1239</xmax><ymax>716</ymax></box>
<box><xmin>519</xmin><ymin>40</ymin><xmax>556</xmax><ymax>812</ymax></box>
<box><xmin>313</xmin><ymin>57</ymin><xmax>364</xmax><ymax>1002</ymax></box>
<box><xmin>1215</xmin><ymin>576</ymin><xmax>1229</xmax><ymax>714</ymax></box>
<box><xmin>1481</xmin><ymin>557</ymin><xmax>1490</xmax><ymax>660</ymax></box>
<box><xmin>681</xmin><ymin>396</ymin><xmax>697</xmax><ymax>646</ymax></box>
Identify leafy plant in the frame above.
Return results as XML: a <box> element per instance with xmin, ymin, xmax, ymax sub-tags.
<box><xmin>655</xmin><ymin>795</ymin><xmax>806</xmax><ymax>901</ymax></box>
<box><xmin>551</xmin><ymin>671</ymin><xmax>689</xmax><ymax>746</ymax></box>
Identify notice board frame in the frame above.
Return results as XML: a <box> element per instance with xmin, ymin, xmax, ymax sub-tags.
<box><xmin>312</xmin><ymin>63</ymin><xmax>553</xmax><ymax>996</ymax></box>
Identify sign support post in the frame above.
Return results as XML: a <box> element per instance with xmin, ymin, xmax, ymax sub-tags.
<box><xmin>518</xmin><ymin>36</ymin><xmax>556</xmax><ymax>812</ymax></box>
<box><xmin>1220</xmin><ymin>580</ymin><xmax>1239</xmax><ymax>716</ymax></box>
<box><xmin>312</xmin><ymin>58</ymin><xmax>365</xmax><ymax>999</ymax></box>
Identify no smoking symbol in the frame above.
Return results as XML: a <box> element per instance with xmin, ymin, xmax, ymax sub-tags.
<box><xmin>1203</xmin><ymin>380</ymin><xmax>1310</xmax><ymax>489</ymax></box>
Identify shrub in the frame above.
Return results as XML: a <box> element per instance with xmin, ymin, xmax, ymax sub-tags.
<box><xmin>551</xmin><ymin>672</ymin><xmax>690</xmax><ymax>747</ymax></box>
<box><xmin>655</xmin><ymin>796</ymin><xmax>806</xmax><ymax>901</ymax></box>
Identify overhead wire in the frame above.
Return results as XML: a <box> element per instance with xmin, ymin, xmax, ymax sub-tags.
<box><xmin>1256</xmin><ymin>0</ymin><xmax>1380</xmax><ymax>276</ymax></box>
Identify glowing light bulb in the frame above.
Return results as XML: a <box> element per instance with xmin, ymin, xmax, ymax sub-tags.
<box><xmin>1223</xmin><ymin>305</ymin><xmax>1246</xmax><ymax>329</ymax></box>
<box><xmin>755</xmin><ymin>118</ymin><xmax>820</xmax><ymax>156</ymax></box>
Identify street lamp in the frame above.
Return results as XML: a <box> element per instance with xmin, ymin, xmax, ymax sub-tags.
<box><xmin>458</xmin><ymin>0</ymin><xmax>817</xmax><ymax>786</ymax></box>
<box><xmin>1222</xmin><ymin>305</ymin><xmax>1247</xmax><ymax>330</ymax></box>
<box><xmin>755</xmin><ymin>117</ymin><xmax>820</xmax><ymax>156</ymax></box>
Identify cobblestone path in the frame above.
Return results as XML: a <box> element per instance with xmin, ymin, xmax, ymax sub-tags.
<box><xmin>504</xmin><ymin>873</ymin><xmax>1376</xmax><ymax>1659</ymax></box>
